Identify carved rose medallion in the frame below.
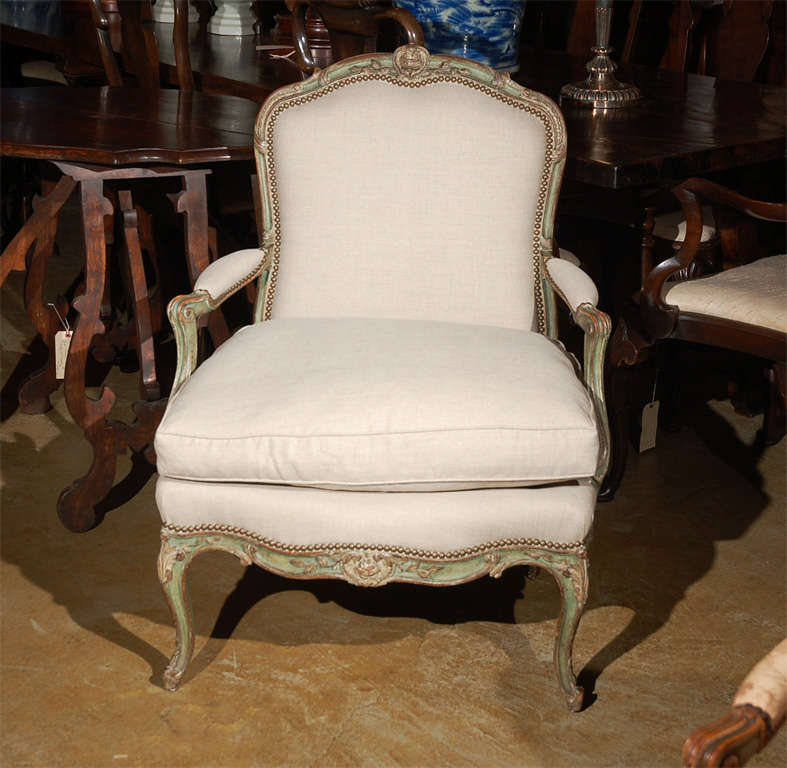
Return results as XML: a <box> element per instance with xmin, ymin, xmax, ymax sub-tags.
<box><xmin>393</xmin><ymin>45</ymin><xmax>430</xmax><ymax>78</ymax></box>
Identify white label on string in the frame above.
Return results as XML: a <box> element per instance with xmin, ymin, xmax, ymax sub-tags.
<box><xmin>55</xmin><ymin>330</ymin><xmax>73</xmax><ymax>379</ymax></box>
<box><xmin>639</xmin><ymin>400</ymin><xmax>660</xmax><ymax>453</ymax></box>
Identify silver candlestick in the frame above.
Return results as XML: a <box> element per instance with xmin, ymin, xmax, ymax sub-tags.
<box><xmin>560</xmin><ymin>0</ymin><xmax>641</xmax><ymax>109</ymax></box>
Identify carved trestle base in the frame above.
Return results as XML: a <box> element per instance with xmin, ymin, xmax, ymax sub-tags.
<box><xmin>2</xmin><ymin>161</ymin><xmax>219</xmax><ymax>531</ymax></box>
<box><xmin>158</xmin><ymin>527</ymin><xmax>589</xmax><ymax>712</ymax></box>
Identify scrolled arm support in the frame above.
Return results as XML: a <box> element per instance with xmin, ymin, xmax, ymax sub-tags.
<box><xmin>168</xmin><ymin>248</ymin><xmax>271</xmax><ymax>397</ymax></box>
<box><xmin>573</xmin><ymin>303</ymin><xmax>612</xmax><ymax>483</ymax></box>
<box><xmin>167</xmin><ymin>291</ymin><xmax>216</xmax><ymax>398</ymax></box>
<box><xmin>544</xmin><ymin>258</ymin><xmax>611</xmax><ymax>483</ymax></box>
<box><xmin>640</xmin><ymin>184</ymin><xmax>705</xmax><ymax>339</ymax></box>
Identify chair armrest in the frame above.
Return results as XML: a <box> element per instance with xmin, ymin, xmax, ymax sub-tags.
<box><xmin>545</xmin><ymin>257</ymin><xmax>599</xmax><ymax>312</ymax></box>
<box><xmin>168</xmin><ymin>248</ymin><xmax>271</xmax><ymax>397</ymax></box>
<box><xmin>194</xmin><ymin>247</ymin><xmax>269</xmax><ymax>303</ymax></box>
<box><xmin>545</xmin><ymin>257</ymin><xmax>611</xmax><ymax>484</ymax></box>
<box><xmin>641</xmin><ymin>179</ymin><xmax>787</xmax><ymax>340</ymax></box>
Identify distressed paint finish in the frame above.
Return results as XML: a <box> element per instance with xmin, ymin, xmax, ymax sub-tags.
<box><xmin>574</xmin><ymin>303</ymin><xmax>612</xmax><ymax>482</ymax></box>
<box><xmin>158</xmin><ymin>529</ymin><xmax>589</xmax><ymax>711</ymax></box>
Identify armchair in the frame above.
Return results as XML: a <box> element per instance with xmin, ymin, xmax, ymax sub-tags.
<box><xmin>641</xmin><ymin>179</ymin><xmax>786</xmax><ymax>442</ymax></box>
<box><xmin>153</xmin><ymin>44</ymin><xmax>610</xmax><ymax>712</ymax></box>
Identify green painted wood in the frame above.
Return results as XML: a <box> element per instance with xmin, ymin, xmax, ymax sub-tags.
<box><xmin>157</xmin><ymin>529</ymin><xmax>588</xmax><ymax>709</ymax></box>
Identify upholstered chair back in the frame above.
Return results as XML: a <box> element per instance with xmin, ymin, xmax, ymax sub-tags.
<box><xmin>254</xmin><ymin>47</ymin><xmax>565</xmax><ymax>332</ymax></box>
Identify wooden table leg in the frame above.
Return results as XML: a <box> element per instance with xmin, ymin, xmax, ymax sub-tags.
<box><xmin>172</xmin><ymin>171</ymin><xmax>230</xmax><ymax>348</ymax></box>
<box><xmin>0</xmin><ymin>175</ymin><xmax>77</xmax><ymax>413</ymax></box>
<box><xmin>58</xmin><ymin>178</ymin><xmax>118</xmax><ymax>533</ymax></box>
<box><xmin>118</xmin><ymin>189</ymin><xmax>160</xmax><ymax>401</ymax></box>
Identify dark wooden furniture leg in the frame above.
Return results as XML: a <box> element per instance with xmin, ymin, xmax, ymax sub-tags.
<box><xmin>172</xmin><ymin>171</ymin><xmax>230</xmax><ymax>348</ymax></box>
<box><xmin>16</xmin><ymin>177</ymin><xmax>79</xmax><ymax>414</ymax></box>
<box><xmin>118</xmin><ymin>189</ymin><xmax>160</xmax><ymax>401</ymax></box>
<box><xmin>0</xmin><ymin>175</ymin><xmax>77</xmax><ymax>412</ymax></box>
<box><xmin>682</xmin><ymin>703</ymin><xmax>774</xmax><ymax>767</ymax></box>
<box><xmin>763</xmin><ymin>361</ymin><xmax>786</xmax><ymax>445</ymax></box>
<box><xmin>58</xmin><ymin>178</ymin><xmax>118</xmax><ymax>532</ymax></box>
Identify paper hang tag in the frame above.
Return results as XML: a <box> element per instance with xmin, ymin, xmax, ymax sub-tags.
<box><xmin>54</xmin><ymin>330</ymin><xmax>73</xmax><ymax>379</ymax></box>
<box><xmin>639</xmin><ymin>400</ymin><xmax>660</xmax><ymax>453</ymax></box>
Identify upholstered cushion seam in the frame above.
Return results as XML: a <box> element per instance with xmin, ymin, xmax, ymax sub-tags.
<box><xmin>157</xmin><ymin>471</ymin><xmax>595</xmax><ymax>485</ymax></box>
<box><xmin>160</xmin><ymin>424</ymin><xmax>598</xmax><ymax>439</ymax></box>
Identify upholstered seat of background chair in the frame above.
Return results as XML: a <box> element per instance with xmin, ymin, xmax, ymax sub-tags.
<box><xmin>154</xmin><ymin>45</ymin><xmax>611</xmax><ymax>713</ymax></box>
<box><xmin>663</xmin><ymin>254</ymin><xmax>787</xmax><ymax>333</ymax></box>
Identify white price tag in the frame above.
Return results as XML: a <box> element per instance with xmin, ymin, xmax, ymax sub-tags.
<box><xmin>638</xmin><ymin>400</ymin><xmax>660</xmax><ymax>453</ymax></box>
<box><xmin>54</xmin><ymin>330</ymin><xmax>73</xmax><ymax>379</ymax></box>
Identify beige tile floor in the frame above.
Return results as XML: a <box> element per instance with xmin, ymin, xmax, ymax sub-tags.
<box><xmin>1</xmin><ymin>210</ymin><xmax>785</xmax><ymax>766</ymax></box>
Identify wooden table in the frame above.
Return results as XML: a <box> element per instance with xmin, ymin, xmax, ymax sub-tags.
<box><xmin>0</xmin><ymin>86</ymin><xmax>259</xmax><ymax>532</ymax></box>
<box><xmin>514</xmin><ymin>51</ymin><xmax>786</xmax><ymax>190</ymax></box>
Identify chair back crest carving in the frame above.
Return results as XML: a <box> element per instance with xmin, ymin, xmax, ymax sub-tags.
<box><xmin>253</xmin><ymin>45</ymin><xmax>566</xmax><ymax>334</ymax></box>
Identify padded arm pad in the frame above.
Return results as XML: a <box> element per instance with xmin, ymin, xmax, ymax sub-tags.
<box><xmin>546</xmin><ymin>257</ymin><xmax>599</xmax><ymax>312</ymax></box>
<box><xmin>194</xmin><ymin>248</ymin><xmax>268</xmax><ymax>303</ymax></box>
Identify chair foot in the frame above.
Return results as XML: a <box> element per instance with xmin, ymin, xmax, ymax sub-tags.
<box><xmin>565</xmin><ymin>685</ymin><xmax>584</xmax><ymax>713</ymax></box>
<box><xmin>163</xmin><ymin>660</ymin><xmax>186</xmax><ymax>692</ymax></box>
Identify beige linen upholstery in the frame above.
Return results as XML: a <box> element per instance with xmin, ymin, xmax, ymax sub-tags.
<box><xmin>268</xmin><ymin>80</ymin><xmax>547</xmax><ymax>330</ymax></box>
<box><xmin>157</xmin><ymin>478</ymin><xmax>596</xmax><ymax>550</ymax></box>
<box><xmin>193</xmin><ymin>248</ymin><xmax>267</xmax><ymax>302</ymax></box>
<box><xmin>156</xmin><ymin>318</ymin><xmax>599</xmax><ymax>490</ymax></box>
<box><xmin>733</xmin><ymin>638</ymin><xmax>787</xmax><ymax>730</ymax></box>
<box><xmin>546</xmin><ymin>257</ymin><xmax>599</xmax><ymax>311</ymax></box>
<box><xmin>154</xmin><ymin>46</ymin><xmax>609</xmax><ymax>710</ymax></box>
<box><xmin>653</xmin><ymin>206</ymin><xmax>716</xmax><ymax>242</ymax></box>
<box><xmin>663</xmin><ymin>254</ymin><xmax>787</xmax><ymax>332</ymax></box>
<box><xmin>558</xmin><ymin>247</ymin><xmax>581</xmax><ymax>267</ymax></box>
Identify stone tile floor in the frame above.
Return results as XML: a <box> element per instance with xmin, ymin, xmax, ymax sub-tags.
<box><xmin>1</xmin><ymin>206</ymin><xmax>784</xmax><ymax>766</ymax></box>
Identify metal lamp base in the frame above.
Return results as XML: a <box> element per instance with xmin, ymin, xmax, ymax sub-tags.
<box><xmin>560</xmin><ymin>46</ymin><xmax>641</xmax><ymax>109</ymax></box>
<box><xmin>559</xmin><ymin>80</ymin><xmax>642</xmax><ymax>110</ymax></box>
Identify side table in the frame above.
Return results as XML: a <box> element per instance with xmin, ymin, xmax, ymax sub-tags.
<box><xmin>0</xmin><ymin>86</ymin><xmax>260</xmax><ymax>532</ymax></box>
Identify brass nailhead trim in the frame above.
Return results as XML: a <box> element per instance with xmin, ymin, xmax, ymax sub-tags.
<box><xmin>162</xmin><ymin>522</ymin><xmax>586</xmax><ymax>559</ymax></box>
<box><xmin>259</xmin><ymin>69</ymin><xmax>557</xmax><ymax>334</ymax></box>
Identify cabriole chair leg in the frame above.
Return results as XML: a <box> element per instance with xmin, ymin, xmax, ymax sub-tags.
<box><xmin>158</xmin><ymin>533</ymin><xmax>196</xmax><ymax>691</ymax></box>
<box><xmin>548</xmin><ymin>554</ymin><xmax>589</xmax><ymax>712</ymax></box>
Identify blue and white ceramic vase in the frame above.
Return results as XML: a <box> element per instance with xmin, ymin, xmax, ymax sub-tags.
<box><xmin>395</xmin><ymin>0</ymin><xmax>526</xmax><ymax>72</ymax></box>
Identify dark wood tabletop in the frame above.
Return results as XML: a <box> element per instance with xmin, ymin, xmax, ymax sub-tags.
<box><xmin>516</xmin><ymin>52</ymin><xmax>787</xmax><ymax>189</ymax></box>
<box><xmin>2</xmin><ymin>4</ymin><xmax>784</xmax><ymax>190</ymax></box>
<box><xmin>0</xmin><ymin>86</ymin><xmax>259</xmax><ymax>166</ymax></box>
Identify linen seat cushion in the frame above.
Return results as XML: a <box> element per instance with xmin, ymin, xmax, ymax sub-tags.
<box><xmin>663</xmin><ymin>254</ymin><xmax>787</xmax><ymax>332</ymax></box>
<box><xmin>154</xmin><ymin>318</ymin><xmax>600</xmax><ymax>491</ymax></box>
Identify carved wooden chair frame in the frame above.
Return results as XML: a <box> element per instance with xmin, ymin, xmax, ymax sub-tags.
<box><xmin>640</xmin><ymin>177</ymin><xmax>786</xmax><ymax>442</ymax></box>
<box><xmin>158</xmin><ymin>45</ymin><xmax>611</xmax><ymax>712</ymax></box>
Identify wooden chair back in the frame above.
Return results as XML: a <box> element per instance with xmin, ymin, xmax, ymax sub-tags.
<box><xmin>624</xmin><ymin>0</ymin><xmax>775</xmax><ymax>81</ymax></box>
<box><xmin>287</xmin><ymin>0</ymin><xmax>423</xmax><ymax>75</ymax></box>
<box><xmin>87</xmin><ymin>0</ymin><xmax>194</xmax><ymax>90</ymax></box>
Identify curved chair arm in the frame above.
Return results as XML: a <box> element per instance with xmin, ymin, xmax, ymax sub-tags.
<box><xmin>194</xmin><ymin>247</ymin><xmax>269</xmax><ymax>304</ymax></box>
<box><xmin>641</xmin><ymin>179</ymin><xmax>787</xmax><ymax>340</ymax></box>
<box><xmin>168</xmin><ymin>248</ymin><xmax>271</xmax><ymax>397</ymax></box>
<box><xmin>545</xmin><ymin>257</ymin><xmax>599</xmax><ymax>313</ymax></box>
<box><xmin>545</xmin><ymin>258</ymin><xmax>611</xmax><ymax>484</ymax></box>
